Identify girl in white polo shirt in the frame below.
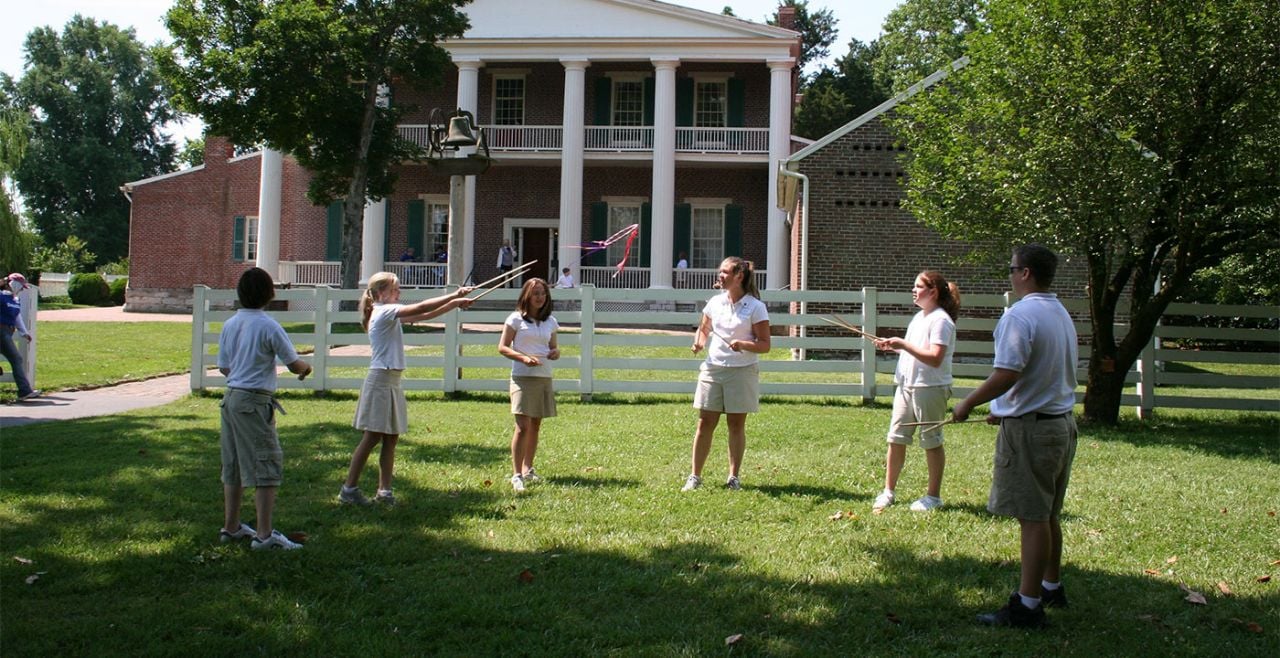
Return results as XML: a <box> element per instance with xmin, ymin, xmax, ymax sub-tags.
<box><xmin>498</xmin><ymin>278</ymin><xmax>560</xmax><ymax>493</ymax></box>
<box><xmin>340</xmin><ymin>272</ymin><xmax>473</xmax><ymax>506</ymax></box>
<box><xmin>872</xmin><ymin>270</ymin><xmax>961</xmax><ymax>512</ymax></box>
<box><xmin>682</xmin><ymin>257</ymin><xmax>771</xmax><ymax>491</ymax></box>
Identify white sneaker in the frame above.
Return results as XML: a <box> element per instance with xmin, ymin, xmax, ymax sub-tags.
<box><xmin>510</xmin><ymin>474</ymin><xmax>526</xmax><ymax>493</ymax></box>
<box><xmin>910</xmin><ymin>495</ymin><xmax>944</xmax><ymax>512</ymax></box>
<box><xmin>724</xmin><ymin>475</ymin><xmax>742</xmax><ymax>491</ymax></box>
<box><xmin>522</xmin><ymin>468</ymin><xmax>541</xmax><ymax>484</ymax></box>
<box><xmin>681</xmin><ymin>474</ymin><xmax>702</xmax><ymax>492</ymax></box>
<box><xmin>219</xmin><ymin>522</ymin><xmax>256</xmax><ymax>543</ymax></box>
<box><xmin>251</xmin><ymin>529</ymin><xmax>303</xmax><ymax>551</ymax></box>
<box><xmin>872</xmin><ymin>490</ymin><xmax>895</xmax><ymax>512</ymax></box>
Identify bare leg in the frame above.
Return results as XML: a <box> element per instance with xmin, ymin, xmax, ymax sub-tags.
<box><xmin>1044</xmin><ymin>515</ymin><xmax>1063</xmax><ymax>582</ymax></box>
<box><xmin>924</xmin><ymin>445</ymin><xmax>945</xmax><ymax>498</ymax></box>
<box><xmin>690</xmin><ymin>411</ymin><xmax>721</xmax><ymax>476</ymax></box>
<box><xmin>1019</xmin><ymin>518</ymin><xmax>1052</xmax><ymax>598</ymax></box>
<box><xmin>345</xmin><ymin>431</ymin><xmax>382</xmax><ymax>488</ymax></box>
<box><xmin>511</xmin><ymin>415</ymin><xmax>532</xmax><ymax>475</ymax></box>
<box><xmin>377</xmin><ymin>434</ymin><xmax>398</xmax><ymax>490</ymax></box>
<box><xmin>725</xmin><ymin>413</ymin><xmax>747</xmax><ymax>477</ymax></box>
<box><xmin>255</xmin><ymin>486</ymin><xmax>278</xmax><ymax>539</ymax></box>
<box><xmin>223</xmin><ymin>484</ymin><xmax>244</xmax><ymax>531</ymax></box>
<box><xmin>522</xmin><ymin>417</ymin><xmax>542</xmax><ymax>474</ymax></box>
<box><xmin>884</xmin><ymin>443</ymin><xmax>907</xmax><ymax>491</ymax></box>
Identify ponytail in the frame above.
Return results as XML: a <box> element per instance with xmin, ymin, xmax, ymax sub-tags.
<box><xmin>724</xmin><ymin>256</ymin><xmax>760</xmax><ymax>298</ymax></box>
<box><xmin>920</xmin><ymin>270</ymin><xmax>961</xmax><ymax>321</ymax></box>
<box><xmin>361</xmin><ymin>272</ymin><xmax>399</xmax><ymax>332</ymax></box>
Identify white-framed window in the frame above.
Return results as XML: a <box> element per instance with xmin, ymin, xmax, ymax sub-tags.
<box><xmin>691</xmin><ymin>205</ymin><xmax>724</xmax><ymax>269</ymax></box>
<box><xmin>607</xmin><ymin>203</ymin><xmax>643</xmax><ymax>266</ymax></box>
<box><xmin>612</xmin><ymin>79</ymin><xmax>644</xmax><ymax>126</ymax></box>
<box><xmin>234</xmin><ymin>216</ymin><xmax>259</xmax><ymax>262</ymax></box>
<box><xmin>492</xmin><ymin>75</ymin><xmax>525</xmax><ymax>126</ymax></box>
<box><xmin>426</xmin><ymin>200</ymin><xmax>449</xmax><ymax>262</ymax></box>
<box><xmin>694</xmin><ymin>80</ymin><xmax>727</xmax><ymax>128</ymax></box>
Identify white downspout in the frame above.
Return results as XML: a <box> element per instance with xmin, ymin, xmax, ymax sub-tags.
<box><xmin>778</xmin><ymin>166</ymin><xmax>809</xmax><ymax>360</ymax></box>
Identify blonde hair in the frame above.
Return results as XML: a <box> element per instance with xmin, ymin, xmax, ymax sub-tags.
<box><xmin>360</xmin><ymin>272</ymin><xmax>399</xmax><ymax>332</ymax></box>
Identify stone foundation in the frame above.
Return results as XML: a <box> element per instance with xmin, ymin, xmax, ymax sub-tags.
<box><xmin>124</xmin><ymin>287</ymin><xmax>195</xmax><ymax>313</ymax></box>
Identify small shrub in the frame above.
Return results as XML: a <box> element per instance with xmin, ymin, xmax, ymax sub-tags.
<box><xmin>98</xmin><ymin>258</ymin><xmax>130</xmax><ymax>276</ymax></box>
<box><xmin>109</xmin><ymin>277</ymin><xmax>128</xmax><ymax>305</ymax></box>
<box><xmin>68</xmin><ymin>273</ymin><xmax>110</xmax><ymax>305</ymax></box>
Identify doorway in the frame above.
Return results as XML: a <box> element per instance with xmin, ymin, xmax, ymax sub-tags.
<box><xmin>506</xmin><ymin>218</ymin><xmax>560</xmax><ymax>285</ymax></box>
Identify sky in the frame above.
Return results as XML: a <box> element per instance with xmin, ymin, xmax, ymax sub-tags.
<box><xmin>2</xmin><ymin>0</ymin><xmax>900</xmax><ymax>143</ymax></box>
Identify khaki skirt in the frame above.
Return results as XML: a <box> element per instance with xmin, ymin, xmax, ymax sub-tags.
<box><xmin>353</xmin><ymin>368</ymin><xmax>408</xmax><ymax>434</ymax></box>
<box><xmin>510</xmin><ymin>376</ymin><xmax>556</xmax><ymax>418</ymax></box>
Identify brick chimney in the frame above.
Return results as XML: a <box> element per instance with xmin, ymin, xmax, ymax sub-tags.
<box><xmin>775</xmin><ymin>5</ymin><xmax>798</xmax><ymax>32</ymax></box>
<box><xmin>204</xmin><ymin>135</ymin><xmax>235</xmax><ymax>169</ymax></box>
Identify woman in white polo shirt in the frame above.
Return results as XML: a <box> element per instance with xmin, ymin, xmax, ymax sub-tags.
<box><xmin>682</xmin><ymin>257</ymin><xmax>771</xmax><ymax>491</ymax></box>
<box><xmin>872</xmin><ymin>270</ymin><xmax>961</xmax><ymax>512</ymax></box>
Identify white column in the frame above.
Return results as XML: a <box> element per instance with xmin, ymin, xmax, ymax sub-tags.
<box><xmin>766</xmin><ymin>59</ymin><xmax>795</xmax><ymax>291</ymax></box>
<box><xmin>255</xmin><ymin>148</ymin><xmax>283</xmax><ymax>278</ymax></box>
<box><xmin>455</xmin><ymin>60</ymin><xmax>482</xmax><ymax>284</ymax></box>
<box><xmin>360</xmin><ymin>198</ymin><xmax>387</xmax><ymax>285</ymax></box>
<box><xmin>649</xmin><ymin>58</ymin><xmax>679</xmax><ymax>289</ymax></box>
<box><xmin>558</xmin><ymin>60</ymin><xmax>589</xmax><ymax>281</ymax></box>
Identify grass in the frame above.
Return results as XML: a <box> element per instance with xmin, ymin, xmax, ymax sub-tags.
<box><xmin>1</xmin><ymin>392</ymin><xmax>1276</xmax><ymax>655</ymax></box>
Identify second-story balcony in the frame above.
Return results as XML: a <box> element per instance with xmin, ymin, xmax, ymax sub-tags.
<box><xmin>398</xmin><ymin>125</ymin><xmax>770</xmax><ymax>156</ymax></box>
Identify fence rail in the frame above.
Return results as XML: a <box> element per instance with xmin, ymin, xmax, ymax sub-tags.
<box><xmin>190</xmin><ymin>285</ymin><xmax>1280</xmax><ymax>415</ymax></box>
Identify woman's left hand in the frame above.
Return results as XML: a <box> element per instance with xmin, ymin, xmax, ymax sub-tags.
<box><xmin>547</xmin><ymin>348</ymin><xmax>561</xmax><ymax>360</ymax></box>
<box><xmin>727</xmin><ymin>339</ymin><xmax>746</xmax><ymax>352</ymax></box>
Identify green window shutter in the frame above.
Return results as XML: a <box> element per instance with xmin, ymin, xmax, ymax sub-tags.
<box><xmin>407</xmin><ymin>199</ymin><xmax>425</xmax><ymax>257</ymax></box>
<box><xmin>326</xmin><ymin>202</ymin><xmax>343</xmax><ymax>261</ymax></box>
<box><xmin>383</xmin><ymin>202</ymin><xmax>392</xmax><ymax>261</ymax></box>
<box><xmin>727</xmin><ymin>78</ymin><xmax>745</xmax><ymax>127</ymax></box>
<box><xmin>588</xmin><ymin>202</ymin><xmax>608</xmax><ymax>266</ymax></box>
<box><xmin>594</xmin><ymin>77</ymin><xmax>612</xmax><ymax>125</ymax></box>
<box><xmin>643</xmin><ymin>77</ymin><xmax>655</xmax><ymax>126</ymax></box>
<box><xmin>640</xmin><ymin>203</ymin><xmax>652</xmax><ymax>267</ymax></box>
<box><xmin>725</xmin><ymin>205</ymin><xmax>743</xmax><ymax>258</ymax></box>
<box><xmin>676</xmin><ymin>78</ymin><xmax>694</xmax><ymax>126</ymax></box>
<box><xmin>674</xmin><ymin>204</ymin><xmax>692</xmax><ymax>264</ymax></box>
<box><xmin>232</xmin><ymin>215</ymin><xmax>246</xmax><ymax>261</ymax></box>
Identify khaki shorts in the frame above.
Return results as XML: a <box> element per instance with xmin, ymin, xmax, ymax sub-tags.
<box><xmin>887</xmin><ymin>384</ymin><xmax>951</xmax><ymax>449</ymax></box>
<box><xmin>353</xmin><ymin>369</ymin><xmax>408</xmax><ymax>435</ymax></box>
<box><xmin>220</xmin><ymin>388</ymin><xmax>283</xmax><ymax>488</ymax></box>
<box><xmin>693</xmin><ymin>363</ymin><xmax>760</xmax><ymax>414</ymax></box>
<box><xmin>511</xmin><ymin>376</ymin><xmax>557</xmax><ymax>418</ymax></box>
<box><xmin>988</xmin><ymin>413</ymin><xmax>1078</xmax><ymax>522</ymax></box>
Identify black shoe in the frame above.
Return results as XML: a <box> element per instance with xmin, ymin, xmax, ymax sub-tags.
<box><xmin>1041</xmin><ymin>585</ymin><xmax>1069</xmax><ymax>609</ymax></box>
<box><xmin>977</xmin><ymin>592</ymin><xmax>1047</xmax><ymax>628</ymax></box>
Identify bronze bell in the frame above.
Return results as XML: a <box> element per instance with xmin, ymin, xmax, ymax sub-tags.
<box><xmin>442</xmin><ymin>115</ymin><xmax>478</xmax><ymax>148</ymax></box>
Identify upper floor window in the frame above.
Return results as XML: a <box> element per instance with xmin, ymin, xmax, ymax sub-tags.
<box><xmin>608</xmin><ymin>203</ymin><xmax>644</xmax><ymax>266</ymax></box>
<box><xmin>694</xmin><ymin>80</ymin><xmax>727</xmax><ymax>128</ymax></box>
<box><xmin>426</xmin><ymin>201</ymin><xmax>449</xmax><ymax>261</ymax></box>
<box><xmin>233</xmin><ymin>215</ymin><xmax>259</xmax><ymax>262</ymax></box>
<box><xmin>492</xmin><ymin>75</ymin><xmax>525</xmax><ymax>125</ymax></box>
<box><xmin>612</xmin><ymin>79</ymin><xmax>644</xmax><ymax>126</ymax></box>
<box><xmin>691</xmin><ymin>205</ymin><xmax>724</xmax><ymax>269</ymax></box>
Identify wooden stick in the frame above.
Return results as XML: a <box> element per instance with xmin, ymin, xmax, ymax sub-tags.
<box><xmin>819</xmin><ymin>315</ymin><xmax>881</xmax><ymax>341</ymax></box>
<box><xmin>467</xmin><ymin>262</ymin><xmax>540</xmax><ymax>302</ymax></box>
<box><xmin>918</xmin><ymin>418</ymin><xmax>985</xmax><ymax>433</ymax></box>
<box><xmin>471</xmin><ymin>260</ymin><xmax>537</xmax><ymax>290</ymax></box>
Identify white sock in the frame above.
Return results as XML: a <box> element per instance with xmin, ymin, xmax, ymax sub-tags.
<box><xmin>377</xmin><ymin>489</ymin><xmax>392</xmax><ymax>496</ymax></box>
<box><xmin>1041</xmin><ymin>580</ymin><xmax>1060</xmax><ymax>591</ymax></box>
<box><xmin>342</xmin><ymin>485</ymin><xmax>358</xmax><ymax>493</ymax></box>
<box><xmin>1019</xmin><ymin>593</ymin><xmax>1041</xmax><ymax>609</ymax></box>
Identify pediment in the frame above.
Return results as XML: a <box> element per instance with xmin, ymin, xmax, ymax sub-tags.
<box><xmin>461</xmin><ymin>0</ymin><xmax>795</xmax><ymax>41</ymax></box>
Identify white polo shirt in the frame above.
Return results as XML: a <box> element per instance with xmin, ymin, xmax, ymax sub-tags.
<box><xmin>895</xmin><ymin>307</ymin><xmax>955</xmax><ymax>387</ymax></box>
<box><xmin>990</xmin><ymin>293</ymin><xmax>1078</xmax><ymax>417</ymax></box>
<box><xmin>702</xmin><ymin>292</ymin><xmax>769</xmax><ymax>368</ymax></box>
<box><xmin>505</xmin><ymin>312</ymin><xmax>558</xmax><ymax>378</ymax></box>
<box><xmin>217</xmin><ymin>309</ymin><xmax>299</xmax><ymax>391</ymax></box>
<box><xmin>368</xmin><ymin>304</ymin><xmax>406</xmax><ymax>370</ymax></box>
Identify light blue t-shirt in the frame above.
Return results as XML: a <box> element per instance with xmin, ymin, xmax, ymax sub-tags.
<box><xmin>990</xmin><ymin>293</ymin><xmax>1078</xmax><ymax>417</ymax></box>
<box><xmin>217</xmin><ymin>309</ymin><xmax>299</xmax><ymax>391</ymax></box>
<box><xmin>368</xmin><ymin>303</ymin><xmax>406</xmax><ymax>370</ymax></box>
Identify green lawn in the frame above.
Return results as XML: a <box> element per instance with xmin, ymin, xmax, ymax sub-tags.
<box><xmin>1</xmin><ymin>393</ymin><xmax>1276</xmax><ymax>655</ymax></box>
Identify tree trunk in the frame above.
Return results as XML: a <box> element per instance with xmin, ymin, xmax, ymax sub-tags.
<box><xmin>338</xmin><ymin>77</ymin><xmax>387</xmax><ymax>292</ymax></box>
<box><xmin>1082</xmin><ymin>357</ymin><xmax>1127</xmax><ymax>425</ymax></box>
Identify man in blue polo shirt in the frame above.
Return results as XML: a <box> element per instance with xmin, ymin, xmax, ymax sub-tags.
<box><xmin>953</xmin><ymin>244</ymin><xmax>1078</xmax><ymax>628</ymax></box>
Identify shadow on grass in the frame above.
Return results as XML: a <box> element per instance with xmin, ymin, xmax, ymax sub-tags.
<box><xmin>1083</xmin><ymin>413</ymin><xmax>1280</xmax><ymax>463</ymax></box>
<box><xmin>752</xmin><ymin>483</ymin><xmax>868</xmax><ymax>505</ymax></box>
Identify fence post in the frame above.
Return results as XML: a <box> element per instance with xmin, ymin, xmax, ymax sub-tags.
<box><xmin>312</xmin><ymin>286</ymin><xmax>330</xmax><ymax>392</ymax></box>
<box><xmin>20</xmin><ymin>289</ymin><xmax>37</xmax><ymax>389</ymax></box>
<box><xmin>861</xmin><ymin>287</ymin><xmax>878</xmax><ymax>402</ymax></box>
<box><xmin>579</xmin><ymin>284</ymin><xmax>595</xmax><ymax>401</ymax></box>
<box><xmin>1136</xmin><ymin>331</ymin><xmax>1156</xmax><ymax>420</ymax></box>
<box><xmin>190</xmin><ymin>285</ymin><xmax>208</xmax><ymax>391</ymax></box>
<box><xmin>443</xmin><ymin>286</ymin><xmax>460</xmax><ymax>394</ymax></box>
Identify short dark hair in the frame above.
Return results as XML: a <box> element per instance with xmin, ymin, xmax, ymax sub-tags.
<box><xmin>237</xmin><ymin>267</ymin><xmax>276</xmax><ymax>309</ymax></box>
<box><xmin>1013</xmin><ymin>244</ymin><xmax>1058</xmax><ymax>288</ymax></box>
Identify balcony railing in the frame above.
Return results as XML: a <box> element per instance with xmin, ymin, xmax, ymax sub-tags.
<box><xmin>398</xmin><ymin>125</ymin><xmax>769</xmax><ymax>155</ymax></box>
<box><xmin>278</xmin><ymin>261</ymin><xmax>445</xmax><ymax>287</ymax></box>
<box><xmin>579</xmin><ymin>267</ymin><xmax>768</xmax><ymax>290</ymax></box>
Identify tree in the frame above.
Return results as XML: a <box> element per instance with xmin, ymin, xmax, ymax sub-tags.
<box><xmin>160</xmin><ymin>0</ymin><xmax>471</xmax><ymax>291</ymax></box>
<box><xmin>178</xmin><ymin>137</ymin><xmax>205</xmax><ymax>168</ymax></box>
<box><xmin>893</xmin><ymin>0</ymin><xmax>1280</xmax><ymax>424</ymax></box>
<box><xmin>12</xmin><ymin>16</ymin><xmax>177</xmax><ymax>266</ymax></box>
<box><xmin>767</xmin><ymin>1</ymin><xmax>839</xmax><ymax>76</ymax></box>
<box><xmin>0</xmin><ymin>94</ymin><xmax>34</xmax><ymax>276</ymax></box>
<box><xmin>793</xmin><ymin>39</ymin><xmax>888</xmax><ymax>139</ymax></box>
<box><xmin>873</xmin><ymin>0</ymin><xmax>983</xmax><ymax>93</ymax></box>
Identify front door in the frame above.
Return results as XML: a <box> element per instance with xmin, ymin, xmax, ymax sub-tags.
<box><xmin>517</xmin><ymin>227</ymin><xmax>553</xmax><ymax>283</ymax></box>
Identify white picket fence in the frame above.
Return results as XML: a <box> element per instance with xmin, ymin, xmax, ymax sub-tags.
<box><xmin>0</xmin><ymin>289</ymin><xmax>38</xmax><ymax>390</ymax></box>
<box><xmin>188</xmin><ymin>285</ymin><xmax>1279</xmax><ymax>416</ymax></box>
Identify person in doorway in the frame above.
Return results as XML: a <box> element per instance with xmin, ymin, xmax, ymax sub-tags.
<box><xmin>216</xmin><ymin>267</ymin><xmax>312</xmax><ymax>550</ymax></box>
<box><xmin>497</xmin><ymin>239</ymin><xmax>517</xmax><ymax>287</ymax></box>
<box><xmin>675</xmin><ymin>251</ymin><xmax>689</xmax><ymax>288</ymax></box>
<box><xmin>498</xmin><ymin>278</ymin><xmax>560</xmax><ymax>493</ymax></box>
<box><xmin>0</xmin><ymin>273</ymin><xmax>39</xmax><ymax>401</ymax></box>
<box><xmin>871</xmin><ymin>271</ymin><xmax>961</xmax><ymax>513</ymax></box>
<box><xmin>682</xmin><ymin>257</ymin><xmax>770</xmax><ymax>492</ymax></box>
<box><xmin>341</xmin><ymin>272</ymin><xmax>474</xmax><ymax>506</ymax></box>
<box><xmin>952</xmin><ymin>244</ymin><xmax>1078</xmax><ymax>628</ymax></box>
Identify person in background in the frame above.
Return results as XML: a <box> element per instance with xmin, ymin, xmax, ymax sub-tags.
<box><xmin>555</xmin><ymin>267</ymin><xmax>575</xmax><ymax>289</ymax></box>
<box><xmin>0</xmin><ymin>273</ymin><xmax>39</xmax><ymax>401</ymax></box>
<box><xmin>497</xmin><ymin>239</ymin><xmax>517</xmax><ymax>287</ymax></box>
<box><xmin>399</xmin><ymin>247</ymin><xmax>418</xmax><ymax>262</ymax></box>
